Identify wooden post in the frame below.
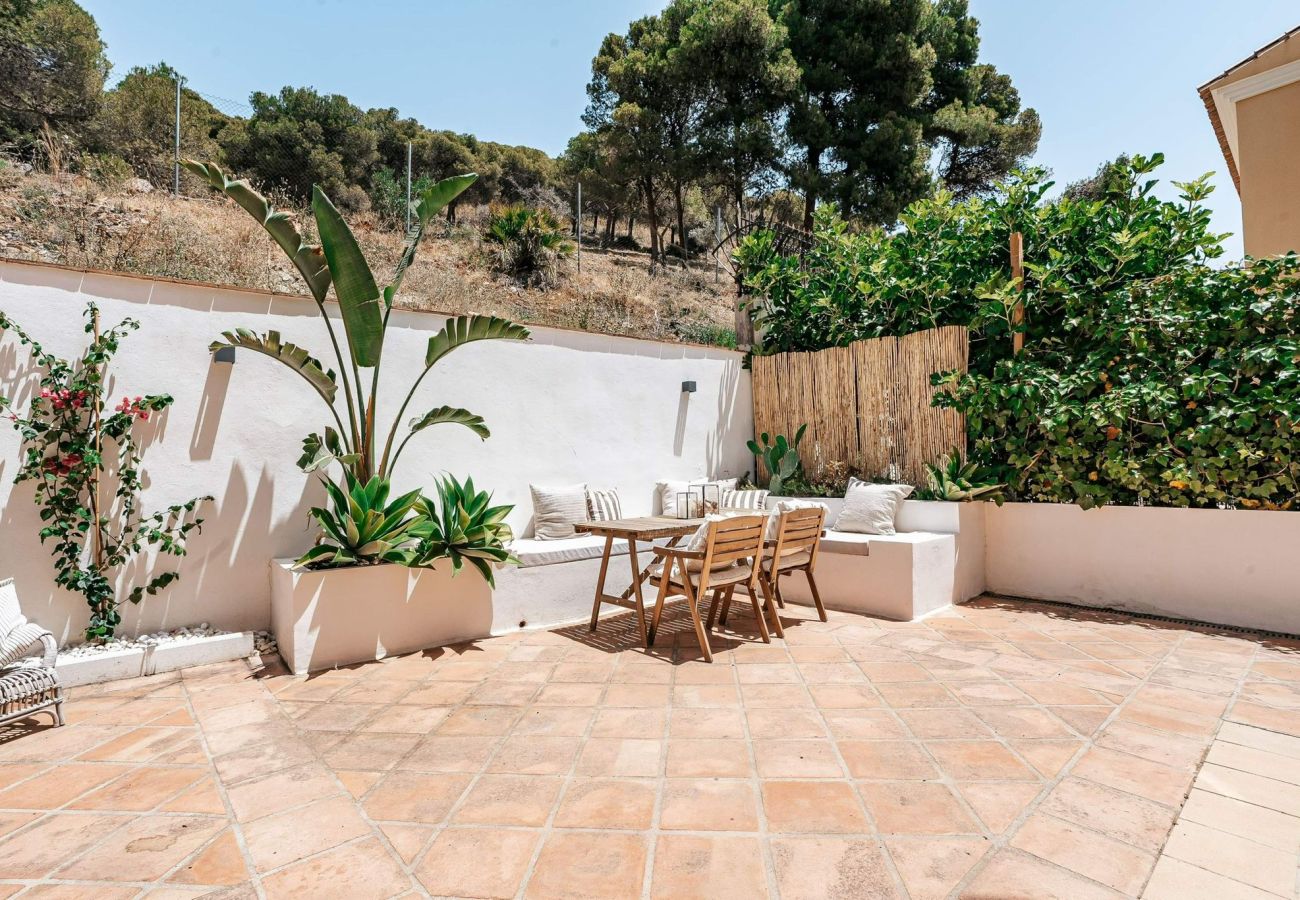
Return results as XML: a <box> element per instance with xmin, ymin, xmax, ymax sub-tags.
<box><xmin>1010</xmin><ymin>231</ymin><xmax>1025</xmax><ymax>355</ymax></box>
<box><xmin>88</xmin><ymin>308</ymin><xmax>105</xmax><ymax>574</ymax></box>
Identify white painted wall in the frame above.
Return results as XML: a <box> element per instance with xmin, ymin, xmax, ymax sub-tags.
<box><xmin>0</xmin><ymin>261</ymin><xmax>752</xmax><ymax>643</ymax></box>
<box><xmin>985</xmin><ymin>503</ymin><xmax>1300</xmax><ymax>634</ymax></box>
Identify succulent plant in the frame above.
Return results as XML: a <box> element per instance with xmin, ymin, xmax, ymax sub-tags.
<box><xmin>747</xmin><ymin>424</ymin><xmax>807</xmax><ymax>495</ymax></box>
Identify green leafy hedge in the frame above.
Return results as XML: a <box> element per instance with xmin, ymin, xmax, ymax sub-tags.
<box><xmin>737</xmin><ymin>155</ymin><xmax>1300</xmax><ymax>509</ymax></box>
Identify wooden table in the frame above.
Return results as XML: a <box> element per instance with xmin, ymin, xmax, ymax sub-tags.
<box><xmin>575</xmin><ymin>516</ymin><xmax>703</xmax><ymax>646</ymax></box>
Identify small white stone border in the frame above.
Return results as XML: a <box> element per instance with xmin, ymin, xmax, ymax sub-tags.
<box><xmin>54</xmin><ymin>631</ymin><xmax>257</xmax><ymax>687</ymax></box>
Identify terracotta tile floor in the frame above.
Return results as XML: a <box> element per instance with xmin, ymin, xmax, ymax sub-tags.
<box><xmin>2</xmin><ymin>595</ymin><xmax>1300</xmax><ymax>898</ymax></box>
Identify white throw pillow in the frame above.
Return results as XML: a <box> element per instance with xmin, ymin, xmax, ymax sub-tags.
<box><xmin>766</xmin><ymin>498</ymin><xmax>829</xmax><ymax>541</ymax></box>
<box><xmin>833</xmin><ymin>481</ymin><xmax>913</xmax><ymax>535</ymax></box>
<box><xmin>721</xmin><ymin>488</ymin><xmax>769</xmax><ymax>510</ymax></box>
<box><xmin>656</xmin><ymin>478</ymin><xmax>739</xmax><ymax>518</ymax></box>
<box><xmin>530</xmin><ymin>483</ymin><xmax>588</xmax><ymax>540</ymax></box>
<box><xmin>586</xmin><ymin>488</ymin><xmax>623</xmax><ymax>522</ymax></box>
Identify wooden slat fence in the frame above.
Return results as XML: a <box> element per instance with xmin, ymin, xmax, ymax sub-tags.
<box><xmin>751</xmin><ymin>326</ymin><xmax>968</xmax><ymax>486</ymax></box>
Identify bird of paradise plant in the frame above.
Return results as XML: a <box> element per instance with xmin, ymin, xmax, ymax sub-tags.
<box><xmin>181</xmin><ymin>161</ymin><xmax>530</xmax><ymax>484</ymax></box>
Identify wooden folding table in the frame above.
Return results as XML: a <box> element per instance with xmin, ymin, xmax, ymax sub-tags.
<box><xmin>575</xmin><ymin>516</ymin><xmax>702</xmax><ymax>647</ymax></box>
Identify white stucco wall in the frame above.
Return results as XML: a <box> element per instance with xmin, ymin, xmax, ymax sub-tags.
<box><xmin>985</xmin><ymin>503</ymin><xmax>1300</xmax><ymax>634</ymax></box>
<box><xmin>0</xmin><ymin>260</ymin><xmax>752</xmax><ymax>643</ymax></box>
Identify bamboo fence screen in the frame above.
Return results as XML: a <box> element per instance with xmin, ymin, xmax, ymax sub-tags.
<box><xmin>750</xmin><ymin>326</ymin><xmax>969</xmax><ymax>486</ymax></box>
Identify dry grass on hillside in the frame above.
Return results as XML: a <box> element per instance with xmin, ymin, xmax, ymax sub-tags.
<box><xmin>0</xmin><ymin>168</ymin><xmax>738</xmax><ymax>347</ymax></box>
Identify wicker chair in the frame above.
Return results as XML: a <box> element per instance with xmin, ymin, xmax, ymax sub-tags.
<box><xmin>0</xmin><ymin>579</ymin><xmax>64</xmax><ymax>727</ymax></box>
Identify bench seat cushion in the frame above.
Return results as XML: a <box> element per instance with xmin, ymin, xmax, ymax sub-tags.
<box><xmin>818</xmin><ymin>529</ymin><xmax>953</xmax><ymax>557</ymax></box>
<box><xmin>510</xmin><ymin>536</ymin><xmax>629</xmax><ymax>568</ymax></box>
<box><xmin>818</xmin><ymin>530</ymin><xmax>873</xmax><ymax>556</ymax></box>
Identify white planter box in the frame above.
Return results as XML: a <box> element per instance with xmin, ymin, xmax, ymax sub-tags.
<box><xmin>985</xmin><ymin>503</ymin><xmax>1300</xmax><ymax>634</ymax></box>
<box><xmin>55</xmin><ymin>631</ymin><xmax>255</xmax><ymax>687</ymax></box>
<box><xmin>270</xmin><ymin>559</ymin><xmax>493</xmax><ymax>675</ymax></box>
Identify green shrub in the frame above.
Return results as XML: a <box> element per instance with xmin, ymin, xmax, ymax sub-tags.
<box><xmin>484</xmin><ymin>205</ymin><xmax>573</xmax><ymax>286</ymax></box>
<box><xmin>738</xmin><ymin>154</ymin><xmax>1300</xmax><ymax>510</ymax></box>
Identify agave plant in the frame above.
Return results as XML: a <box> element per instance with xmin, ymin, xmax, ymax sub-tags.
<box><xmin>923</xmin><ymin>451</ymin><xmax>1006</xmax><ymax>504</ymax></box>
<box><xmin>408</xmin><ymin>475</ymin><xmax>517</xmax><ymax>586</ymax></box>
<box><xmin>747</xmin><ymin>424</ymin><xmax>807</xmax><ymax>495</ymax></box>
<box><xmin>299</xmin><ymin>471</ymin><xmax>424</xmax><ymax>568</ymax></box>
<box><xmin>181</xmin><ymin>160</ymin><xmax>530</xmax><ymax>482</ymax></box>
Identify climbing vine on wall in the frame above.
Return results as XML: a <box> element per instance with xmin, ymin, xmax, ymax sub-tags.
<box><xmin>0</xmin><ymin>304</ymin><xmax>209</xmax><ymax>641</ymax></box>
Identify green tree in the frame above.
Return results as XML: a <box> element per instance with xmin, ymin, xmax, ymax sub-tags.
<box><xmin>0</xmin><ymin>0</ymin><xmax>108</xmax><ymax>172</ymax></box>
<box><xmin>584</xmin><ymin>23</ymin><xmax>673</xmax><ymax>262</ymax></box>
<box><xmin>560</xmin><ymin>130</ymin><xmax>636</xmax><ymax>241</ymax></box>
<box><xmin>90</xmin><ymin>62</ymin><xmax>234</xmax><ymax>188</ymax></box>
<box><xmin>774</xmin><ymin>0</ymin><xmax>1038</xmax><ymax>227</ymax></box>
<box><xmin>680</xmin><ymin>0</ymin><xmax>798</xmax><ymax>228</ymax></box>
<box><xmin>222</xmin><ymin>86</ymin><xmax>378</xmax><ymax>209</ymax></box>
<box><xmin>920</xmin><ymin>0</ymin><xmax>1041</xmax><ymax>199</ymax></box>
<box><xmin>777</xmin><ymin>0</ymin><xmax>933</xmax><ymax>229</ymax></box>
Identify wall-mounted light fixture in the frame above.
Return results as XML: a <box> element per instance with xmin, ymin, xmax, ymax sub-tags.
<box><xmin>681</xmin><ymin>380</ymin><xmax>697</xmax><ymax>393</ymax></box>
<box><xmin>212</xmin><ymin>347</ymin><xmax>236</xmax><ymax>365</ymax></box>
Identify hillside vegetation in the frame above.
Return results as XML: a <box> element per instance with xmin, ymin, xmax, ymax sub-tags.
<box><xmin>0</xmin><ymin>166</ymin><xmax>737</xmax><ymax>345</ymax></box>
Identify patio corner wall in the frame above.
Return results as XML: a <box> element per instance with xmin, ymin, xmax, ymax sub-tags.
<box><xmin>984</xmin><ymin>503</ymin><xmax>1300</xmax><ymax>634</ymax></box>
<box><xmin>0</xmin><ymin>259</ymin><xmax>754</xmax><ymax>644</ymax></box>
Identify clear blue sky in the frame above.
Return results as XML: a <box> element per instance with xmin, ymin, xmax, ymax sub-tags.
<box><xmin>83</xmin><ymin>0</ymin><xmax>1299</xmax><ymax>259</ymax></box>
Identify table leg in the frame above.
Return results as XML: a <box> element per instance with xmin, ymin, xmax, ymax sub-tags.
<box><xmin>588</xmin><ymin>534</ymin><xmax>615</xmax><ymax>632</ymax></box>
<box><xmin>627</xmin><ymin>538</ymin><xmax>649</xmax><ymax>647</ymax></box>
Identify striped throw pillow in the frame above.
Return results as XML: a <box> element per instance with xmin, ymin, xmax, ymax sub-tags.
<box><xmin>721</xmin><ymin>488</ymin><xmax>769</xmax><ymax>510</ymax></box>
<box><xmin>586</xmin><ymin>488</ymin><xmax>623</xmax><ymax>522</ymax></box>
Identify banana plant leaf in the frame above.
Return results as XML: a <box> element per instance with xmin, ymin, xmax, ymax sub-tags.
<box><xmin>408</xmin><ymin>406</ymin><xmax>490</xmax><ymax>440</ymax></box>
<box><xmin>312</xmin><ymin>187</ymin><xmax>383</xmax><ymax>368</ymax></box>
<box><xmin>180</xmin><ymin>160</ymin><xmax>331</xmax><ymax>305</ymax></box>
<box><xmin>387</xmin><ymin>173</ymin><xmax>479</xmax><ymax>304</ymax></box>
<box><xmin>424</xmin><ymin>315</ymin><xmax>531</xmax><ymax>369</ymax></box>
<box><xmin>209</xmin><ymin>329</ymin><xmax>337</xmax><ymax>405</ymax></box>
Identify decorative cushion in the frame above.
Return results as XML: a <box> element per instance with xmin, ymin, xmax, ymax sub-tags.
<box><xmin>509</xmin><ymin>536</ymin><xmax>630</xmax><ymax>567</ymax></box>
<box><xmin>529</xmin><ymin>483</ymin><xmax>588</xmax><ymax>540</ymax></box>
<box><xmin>721</xmin><ymin>488</ymin><xmax>769</xmax><ymax>510</ymax></box>
<box><xmin>586</xmin><ymin>488</ymin><xmax>623</xmax><ymax>522</ymax></box>
<box><xmin>656</xmin><ymin>478</ymin><xmax>738</xmax><ymax>518</ymax></box>
<box><xmin>765</xmin><ymin>498</ymin><xmax>829</xmax><ymax>541</ymax></box>
<box><xmin>833</xmin><ymin>480</ymin><xmax>914</xmax><ymax>535</ymax></box>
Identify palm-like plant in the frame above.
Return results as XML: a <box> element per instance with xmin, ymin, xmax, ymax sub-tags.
<box><xmin>299</xmin><ymin>472</ymin><xmax>424</xmax><ymax>568</ymax></box>
<box><xmin>484</xmin><ymin>205</ymin><xmax>574</xmax><ymax>286</ymax></box>
<box><xmin>181</xmin><ymin>161</ymin><xmax>530</xmax><ymax>482</ymax></box>
<box><xmin>408</xmin><ymin>475</ymin><xmax>517</xmax><ymax>586</ymax></box>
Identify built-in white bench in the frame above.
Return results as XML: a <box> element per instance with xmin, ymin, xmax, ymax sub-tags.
<box><xmin>491</xmin><ymin>499</ymin><xmax>988</xmax><ymax>635</ymax></box>
<box><xmin>492</xmin><ymin>535</ymin><xmax>634</xmax><ymax>634</ymax></box>
<box><xmin>773</xmin><ymin>498</ymin><xmax>985</xmax><ymax>622</ymax></box>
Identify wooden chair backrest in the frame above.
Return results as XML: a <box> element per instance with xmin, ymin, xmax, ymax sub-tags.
<box><xmin>701</xmin><ymin>515</ymin><xmax>768</xmax><ymax>569</ymax></box>
<box><xmin>770</xmin><ymin>505</ymin><xmax>825</xmax><ymax>569</ymax></box>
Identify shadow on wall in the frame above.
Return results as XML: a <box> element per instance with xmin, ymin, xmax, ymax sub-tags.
<box><xmin>709</xmin><ymin>357</ymin><xmax>745</xmax><ymax>481</ymax></box>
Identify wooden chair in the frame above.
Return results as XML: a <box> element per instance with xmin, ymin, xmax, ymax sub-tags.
<box><xmin>758</xmin><ymin>505</ymin><xmax>828</xmax><ymax>626</ymax></box>
<box><xmin>647</xmin><ymin>515</ymin><xmax>772</xmax><ymax>663</ymax></box>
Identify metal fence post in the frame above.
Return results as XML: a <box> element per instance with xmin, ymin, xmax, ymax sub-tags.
<box><xmin>576</xmin><ymin>182</ymin><xmax>581</xmax><ymax>274</ymax></box>
<box><xmin>405</xmin><ymin>141</ymin><xmax>413</xmax><ymax>232</ymax></box>
<box><xmin>173</xmin><ymin>75</ymin><xmax>183</xmax><ymax>196</ymax></box>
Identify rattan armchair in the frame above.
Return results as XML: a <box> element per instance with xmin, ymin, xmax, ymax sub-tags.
<box><xmin>0</xmin><ymin>579</ymin><xmax>64</xmax><ymax>727</ymax></box>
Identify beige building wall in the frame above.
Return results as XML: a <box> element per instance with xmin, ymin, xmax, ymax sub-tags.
<box><xmin>1202</xmin><ymin>32</ymin><xmax>1300</xmax><ymax>258</ymax></box>
<box><xmin>1237</xmin><ymin>80</ymin><xmax>1300</xmax><ymax>257</ymax></box>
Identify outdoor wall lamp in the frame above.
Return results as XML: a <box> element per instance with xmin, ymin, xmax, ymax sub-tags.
<box><xmin>681</xmin><ymin>380</ymin><xmax>697</xmax><ymax>393</ymax></box>
<box><xmin>212</xmin><ymin>347</ymin><xmax>236</xmax><ymax>364</ymax></box>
